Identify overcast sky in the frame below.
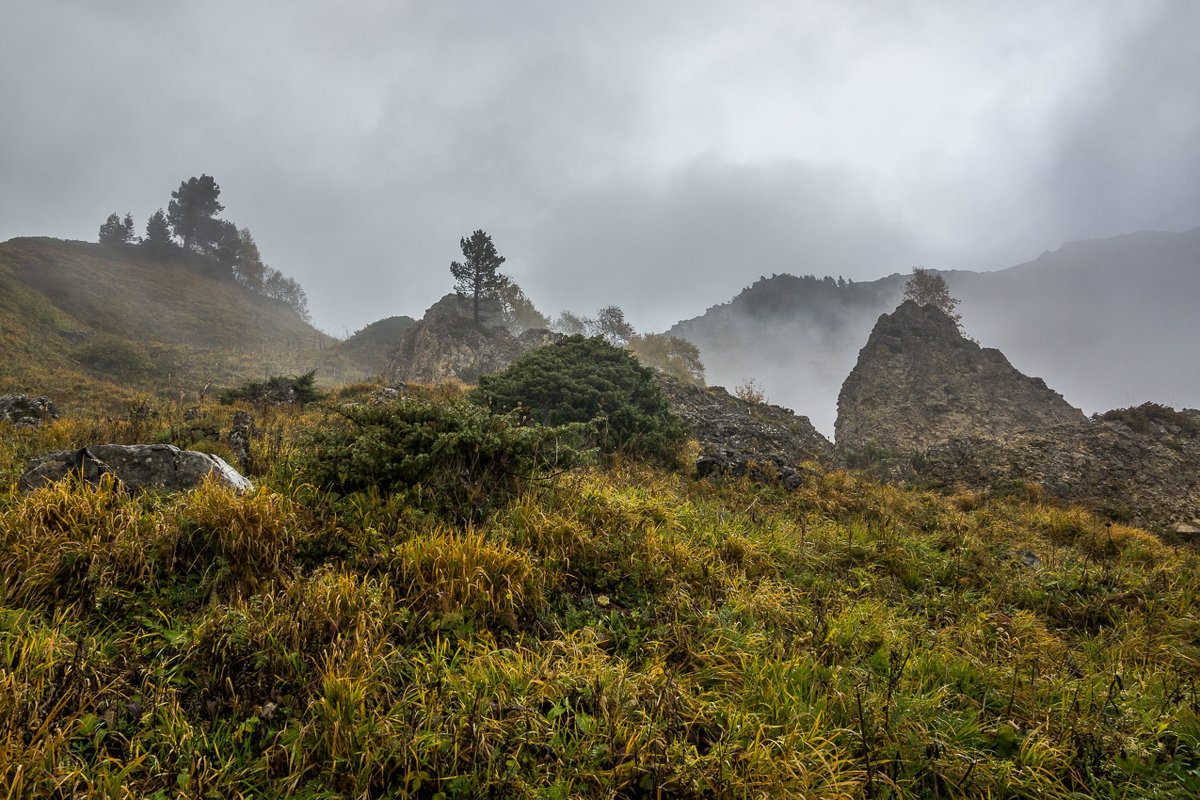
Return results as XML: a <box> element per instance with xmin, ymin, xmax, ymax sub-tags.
<box><xmin>3</xmin><ymin>1</ymin><xmax>1198</xmax><ymax>337</ymax></box>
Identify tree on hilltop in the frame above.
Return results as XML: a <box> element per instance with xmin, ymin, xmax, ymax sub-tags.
<box><xmin>626</xmin><ymin>333</ymin><xmax>706</xmax><ymax>385</ymax></box>
<box><xmin>553</xmin><ymin>311</ymin><xmax>588</xmax><ymax>335</ymax></box>
<box><xmin>98</xmin><ymin>212</ymin><xmax>136</xmax><ymax>245</ymax></box>
<box><xmin>592</xmin><ymin>305</ymin><xmax>635</xmax><ymax>346</ymax></box>
<box><xmin>450</xmin><ymin>229</ymin><xmax>507</xmax><ymax>323</ymax></box>
<box><xmin>495</xmin><ymin>276</ymin><xmax>550</xmax><ymax>333</ymax></box>
<box><xmin>168</xmin><ymin>174</ymin><xmax>224</xmax><ymax>253</ymax></box>
<box><xmin>142</xmin><ymin>209</ymin><xmax>176</xmax><ymax>255</ymax></box>
<box><xmin>903</xmin><ymin>267</ymin><xmax>963</xmax><ymax>330</ymax></box>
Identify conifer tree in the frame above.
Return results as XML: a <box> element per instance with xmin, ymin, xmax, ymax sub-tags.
<box><xmin>98</xmin><ymin>212</ymin><xmax>135</xmax><ymax>245</ymax></box>
<box><xmin>450</xmin><ymin>229</ymin><xmax>506</xmax><ymax>323</ymax></box>
<box><xmin>142</xmin><ymin>209</ymin><xmax>175</xmax><ymax>255</ymax></box>
<box><xmin>167</xmin><ymin>174</ymin><xmax>224</xmax><ymax>253</ymax></box>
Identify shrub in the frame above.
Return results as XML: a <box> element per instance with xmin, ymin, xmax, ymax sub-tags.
<box><xmin>294</xmin><ymin>396</ymin><xmax>585</xmax><ymax>521</ymax></box>
<box><xmin>1095</xmin><ymin>402</ymin><xmax>1200</xmax><ymax>435</ymax></box>
<box><xmin>471</xmin><ymin>335</ymin><xmax>688</xmax><ymax>460</ymax></box>
<box><xmin>72</xmin><ymin>335</ymin><xmax>156</xmax><ymax>377</ymax></box>
<box><xmin>218</xmin><ymin>370</ymin><xmax>323</xmax><ymax>406</ymax></box>
<box><xmin>734</xmin><ymin>378</ymin><xmax>766</xmax><ymax>404</ymax></box>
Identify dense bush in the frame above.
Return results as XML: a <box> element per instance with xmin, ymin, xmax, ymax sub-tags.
<box><xmin>218</xmin><ymin>369</ymin><xmax>323</xmax><ymax>406</ymax></box>
<box><xmin>294</xmin><ymin>395</ymin><xmax>585</xmax><ymax>521</ymax></box>
<box><xmin>1095</xmin><ymin>401</ymin><xmax>1200</xmax><ymax>435</ymax></box>
<box><xmin>471</xmin><ymin>335</ymin><xmax>688</xmax><ymax>460</ymax></box>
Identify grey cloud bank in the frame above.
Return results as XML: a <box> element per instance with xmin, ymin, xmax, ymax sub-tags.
<box><xmin>2</xmin><ymin>0</ymin><xmax>1197</xmax><ymax>337</ymax></box>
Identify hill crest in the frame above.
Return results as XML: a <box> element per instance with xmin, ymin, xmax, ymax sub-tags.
<box><xmin>0</xmin><ymin>237</ymin><xmax>370</xmax><ymax>410</ymax></box>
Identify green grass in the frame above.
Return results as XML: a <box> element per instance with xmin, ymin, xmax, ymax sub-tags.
<box><xmin>1</xmin><ymin>391</ymin><xmax>1199</xmax><ymax>798</ymax></box>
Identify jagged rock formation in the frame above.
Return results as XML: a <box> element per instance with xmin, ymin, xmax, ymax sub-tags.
<box><xmin>384</xmin><ymin>294</ymin><xmax>557</xmax><ymax>384</ymax></box>
<box><xmin>20</xmin><ymin>444</ymin><xmax>254</xmax><ymax>493</ymax></box>
<box><xmin>836</xmin><ymin>301</ymin><xmax>1085</xmax><ymax>455</ymax></box>
<box><xmin>916</xmin><ymin>408</ymin><xmax>1200</xmax><ymax>534</ymax></box>
<box><xmin>0</xmin><ymin>394</ymin><xmax>59</xmax><ymax>427</ymax></box>
<box><xmin>659</xmin><ymin>376</ymin><xmax>834</xmax><ymax>489</ymax></box>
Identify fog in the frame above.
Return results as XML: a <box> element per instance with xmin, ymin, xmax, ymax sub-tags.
<box><xmin>2</xmin><ymin>1</ymin><xmax>1197</xmax><ymax>344</ymax></box>
<box><xmin>673</xmin><ymin>227</ymin><xmax>1200</xmax><ymax>437</ymax></box>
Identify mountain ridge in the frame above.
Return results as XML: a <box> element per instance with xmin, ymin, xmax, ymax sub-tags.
<box><xmin>667</xmin><ymin>227</ymin><xmax>1200</xmax><ymax>435</ymax></box>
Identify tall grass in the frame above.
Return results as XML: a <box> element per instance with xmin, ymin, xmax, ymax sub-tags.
<box><xmin>1</xmin><ymin>396</ymin><xmax>1198</xmax><ymax>797</ymax></box>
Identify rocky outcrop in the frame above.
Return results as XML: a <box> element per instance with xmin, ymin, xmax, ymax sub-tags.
<box><xmin>836</xmin><ymin>301</ymin><xmax>1085</xmax><ymax>455</ymax></box>
<box><xmin>0</xmin><ymin>394</ymin><xmax>59</xmax><ymax>427</ymax></box>
<box><xmin>20</xmin><ymin>444</ymin><xmax>254</xmax><ymax>493</ymax></box>
<box><xmin>384</xmin><ymin>294</ymin><xmax>557</xmax><ymax>384</ymax></box>
<box><xmin>659</xmin><ymin>376</ymin><xmax>835</xmax><ymax>488</ymax></box>
<box><xmin>915</xmin><ymin>408</ymin><xmax>1200</xmax><ymax>534</ymax></box>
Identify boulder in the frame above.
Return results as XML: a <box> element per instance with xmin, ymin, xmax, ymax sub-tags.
<box><xmin>0</xmin><ymin>394</ymin><xmax>60</xmax><ymax>427</ymax></box>
<box><xmin>836</xmin><ymin>301</ymin><xmax>1085</xmax><ymax>455</ymax></box>
<box><xmin>384</xmin><ymin>294</ymin><xmax>558</xmax><ymax>384</ymax></box>
<box><xmin>659</xmin><ymin>375</ymin><xmax>834</xmax><ymax>489</ymax></box>
<box><xmin>20</xmin><ymin>444</ymin><xmax>254</xmax><ymax>493</ymax></box>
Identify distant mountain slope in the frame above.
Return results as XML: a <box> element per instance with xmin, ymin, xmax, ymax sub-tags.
<box><xmin>668</xmin><ymin>227</ymin><xmax>1200</xmax><ymax>437</ymax></box>
<box><xmin>335</xmin><ymin>315</ymin><xmax>417</xmax><ymax>376</ymax></box>
<box><xmin>0</xmin><ymin>237</ymin><xmax>371</xmax><ymax>411</ymax></box>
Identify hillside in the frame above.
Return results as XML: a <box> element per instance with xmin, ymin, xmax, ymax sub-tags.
<box><xmin>668</xmin><ymin>227</ymin><xmax>1200</xmax><ymax>436</ymax></box>
<box><xmin>0</xmin><ymin>237</ymin><xmax>373</xmax><ymax>410</ymax></box>
<box><xmin>335</xmin><ymin>315</ymin><xmax>417</xmax><ymax>375</ymax></box>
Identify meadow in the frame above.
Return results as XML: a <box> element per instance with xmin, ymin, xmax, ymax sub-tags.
<box><xmin>1</xmin><ymin>387</ymin><xmax>1198</xmax><ymax>798</ymax></box>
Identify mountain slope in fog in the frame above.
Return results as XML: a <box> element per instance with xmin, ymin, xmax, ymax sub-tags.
<box><xmin>667</xmin><ymin>227</ymin><xmax>1200</xmax><ymax>437</ymax></box>
<box><xmin>0</xmin><ymin>237</ymin><xmax>370</xmax><ymax>410</ymax></box>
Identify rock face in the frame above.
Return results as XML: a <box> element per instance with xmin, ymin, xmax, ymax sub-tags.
<box><xmin>0</xmin><ymin>394</ymin><xmax>60</xmax><ymax>427</ymax></box>
<box><xmin>20</xmin><ymin>444</ymin><xmax>254</xmax><ymax>493</ymax></box>
<box><xmin>659</xmin><ymin>376</ymin><xmax>835</xmax><ymax>489</ymax></box>
<box><xmin>836</xmin><ymin>301</ymin><xmax>1085</xmax><ymax>454</ymax></box>
<box><xmin>916</xmin><ymin>408</ymin><xmax>1200</xmax><ymax>533</ymax></box>
<box><xmin>384</xmin><ymin>294</ymin><xmax>558</xmax><ymax>384</ymax></box>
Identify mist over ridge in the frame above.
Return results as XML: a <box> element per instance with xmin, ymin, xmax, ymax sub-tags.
<box><xmin>668</xmin><ymin>227</ymin><xmax>1200</xmax><ymax>437</ymax></box>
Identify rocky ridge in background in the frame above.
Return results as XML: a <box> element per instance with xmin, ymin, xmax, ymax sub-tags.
<box><xmin>833</xmin><ymin>299</ymin><xmax>1200</xmax><ymax>535</ymax></box>
<box><xmin>836</xmin><ymin>300</ymin><xmax>1085</xmax><ymax>456</ymax></box>
<box><xmin>659</xmin><ymin>376</ymin><xmax>835</xmax><ymax>488</ymax></box>
<box><xmin>384</xmin><ymin>294</ymin><xmax>557</xmax><ymax>385</ymax></box>
<box><xmin>916</xmin><ymin>408</ymin><xmax>1200</xmax><ymax>534</ymax></box>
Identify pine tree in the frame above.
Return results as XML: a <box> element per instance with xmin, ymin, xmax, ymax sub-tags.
<box><xmin>142</xmin><ymin>209</ymin><xmax>175</xmax><ymax>254</ymax></box>
<box><xmin>450</xmin><ymin>229</ymin><xmax>507</xmax><ymax>323</ymax></box>
<box><xmin>167</xmin><ymin>175</ymin><xmax>224</xmax><ymax>253</ymax></box>
<box><xmin>98</xmin><ymin>212</ymin><xmax>134</xmax><ymax>245</ymax></box>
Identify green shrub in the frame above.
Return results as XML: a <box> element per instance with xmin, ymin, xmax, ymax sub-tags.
<box><xmin>294</xmin><ymin>396</ymin><xmax>585</xmax><ymax>521</ymax></box>
<box><xmin>471</xmin><ymin>335</ymin><xmax>688</xmax><ymax>460</ymax></box>
<box><xmin>218</xmin><ymin>369</ymin><xmax>323</xmax><ymax>406</ymax></box>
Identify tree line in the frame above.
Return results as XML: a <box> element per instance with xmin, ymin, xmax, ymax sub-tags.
<box><xmin>98</xmin><ymin>175</ymin><xmax>309</xmax><ymax>321</ymax></box>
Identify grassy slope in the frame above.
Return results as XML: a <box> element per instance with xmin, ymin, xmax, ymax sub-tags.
<box><xmin>1</xmin><ymin>391</ymin><xmax>1198</xmax><ymax>799</ymax></box>
<box><xmin>335</xmin><ymin>315</ymin><xmax>417</xmax><ymax>376</ymax></box>
<box><xmin>0</xmin><ymin>237</ymin><xmax>371</xmax><ymax>411</ymax></box>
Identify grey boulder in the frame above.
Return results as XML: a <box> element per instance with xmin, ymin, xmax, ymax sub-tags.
<box><xmin>20</xmin><ymin>444</ymin><xmax>254</xmax><ymax>493</ymax></box>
